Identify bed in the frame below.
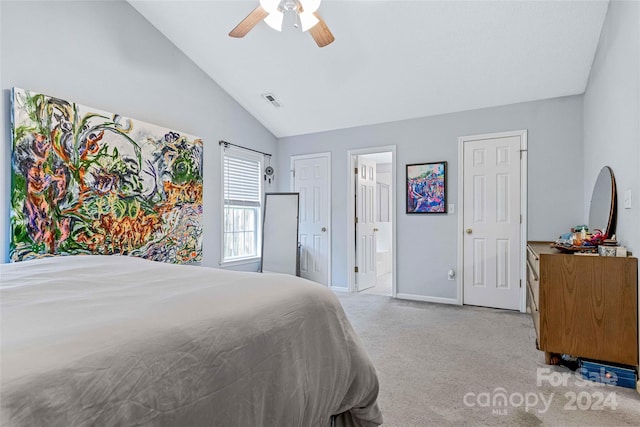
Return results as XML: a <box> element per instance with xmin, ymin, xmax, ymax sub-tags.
<box><xmin>0</xmin><ymin>255</ymin><xmax>382</xmax><ymax>427</ymax></box>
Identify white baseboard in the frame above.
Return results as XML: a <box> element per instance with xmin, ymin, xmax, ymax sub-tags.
<box><xmin>396</xmin><ymin>293</ymin><xmax>460</xmax><ymax>305</ymax></box>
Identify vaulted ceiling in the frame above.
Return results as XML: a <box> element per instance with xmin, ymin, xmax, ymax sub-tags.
<box><xmin>130</xmin><ymin>0</ymin><xmax>609</xmax><ymax>138</ymax></box>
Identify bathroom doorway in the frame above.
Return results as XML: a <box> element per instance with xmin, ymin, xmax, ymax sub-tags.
<box><xmin>347</xmin><ymin>147</ymin><xmax>395</xmax><ymax>297</ymax></box>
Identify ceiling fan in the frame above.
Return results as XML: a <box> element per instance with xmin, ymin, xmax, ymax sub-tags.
<box><xmin>229</xmin><ymin>0</ymin><xmax>335</xmax><ymax>48</ymax></box>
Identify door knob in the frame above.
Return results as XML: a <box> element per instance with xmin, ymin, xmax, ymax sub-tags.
<box><xmin>321</xmin><ymin>227</ymin><xmax>327</xmax><ymax>232</ymax></box>
<box><xmin>466</xmin><ymin>228</ymin><xmax>473</xmax><ymax>234</ymax></box>
<box><xmin>373</xmin><ymin>228</ymin><xmax>379</xmax><ymax>232</ymax></box>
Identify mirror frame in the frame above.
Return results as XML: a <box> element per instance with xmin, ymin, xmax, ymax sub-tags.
<box><xmin>260</xmin><ymin>192</ymin><xmax>299</xmax><ymax>275</ymax></box>
<box><xmin>588</xmin><ymin>166</ymin><xmax>617</xmax><ymax>238</ymax></box>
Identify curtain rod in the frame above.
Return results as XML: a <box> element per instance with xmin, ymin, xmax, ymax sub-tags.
<box><xmin>219</xmin><ymin>140</ymin><xmax>271</xmax><ymax>157</ymax></box>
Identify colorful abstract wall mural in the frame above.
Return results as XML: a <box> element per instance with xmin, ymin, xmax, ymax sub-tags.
<box><xmin>10</xmin><ymin>87</ymin><xmax>203</xmax><ymax>263</ymax></box>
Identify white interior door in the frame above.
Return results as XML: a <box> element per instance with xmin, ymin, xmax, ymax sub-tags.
<box><xmin>356</xmin><ymin>156</ymin><xmax>377</xmax><ymax>291</ymax></box>
<box><xmin>292</xmin><ymin>155</ymin><xmax>330</xmax><ymax>285</ymax></box>
<box><xmin>463</xmin><ymin>135</ymin><xmax>522</xmax><ymax>310</ymax></box>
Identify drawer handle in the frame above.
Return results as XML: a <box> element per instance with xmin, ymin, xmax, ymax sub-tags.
<box><xmin>526</xmin><ymin>259</ymin><xmax>539</xmax><ymax>281</ymax></box>
<box><xmin>527</xmin><ymin>245</ymin><xmax>539</xmax><ymax>261</ymax></box>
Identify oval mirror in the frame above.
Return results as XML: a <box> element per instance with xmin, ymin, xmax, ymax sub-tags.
<box><xmin>588</xmin><ymin>166</ymin><xmax>616</xmax><ymax>238</ymax></box>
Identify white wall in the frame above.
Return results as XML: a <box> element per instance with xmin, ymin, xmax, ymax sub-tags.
<box><xmin>277</xmin><ymin>96</ymin><xmax>584</xmax><ymax>298</ymax></box>
<box><xmin>377</xmin><ymin>163</ymin><xmax>392</xmax><ymax>187</ymax></box>
<box><xmin>583</xmin><ymin>0</ymin><xmax>639</xmax><ymax>258</ymax></box>
<box><xmin>0</xmin><ymin>0</ymin><xmax>277</xmax><ymax>268</ymax></box>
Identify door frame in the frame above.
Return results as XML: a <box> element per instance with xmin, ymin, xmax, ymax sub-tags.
<box><xmin>456</xmin><ymin>130</ymin><xmax>528</xmax><ymax>312</ymax></box>
<box><xmin>290</xmin><ymin>152</ymin><xmax>332</xmax><ymax>287</ymax></box>
<box><xmin>347</xmin><ymin>146</ymin><xmax>397</xmax><ymax>296</ymax></box>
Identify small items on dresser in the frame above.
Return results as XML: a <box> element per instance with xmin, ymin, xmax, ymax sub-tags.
<box><xmin>552</xmin><ymin>228</ymin><xmax>629</xmax><ymax>256</ymax></box>
<box><xmin>597</xmin><ymin>235</ymin><xmax>628</xmax><ymax>257</ymax></box>
<box><xmin>598</xmin><ymin>246</ymin><xmax>628</xmax><ymax>257</ymax></box>
<box><xmin>551</xmin><ymin>225</ymin><xmax>601</xmax><ymax>253</ymax></box>
<box><xmin>571</xmin><ymin>225</ymin><xmax>589</xmax><ymax>246</ymax></box>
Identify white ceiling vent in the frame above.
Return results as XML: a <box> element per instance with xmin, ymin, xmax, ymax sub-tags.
<box><xmin>262</xmin><ymin>93</ymin><xmax>281</xmax><ymax>108</ymax></box>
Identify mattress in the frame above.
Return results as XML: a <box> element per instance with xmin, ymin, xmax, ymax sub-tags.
<box><xmin>0</xmin><ymin>255</ymin><xmax>382</xmax><ymax>426</ymax></box>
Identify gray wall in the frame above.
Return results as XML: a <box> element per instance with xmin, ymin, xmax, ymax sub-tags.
<box><xmin>583</xmin><ymin>0</ymin><xmax>639</xmax><ymax>258</ymax></box>
<box><xmin>277</xmin><ymin>96</ymin><xmax>584</xmax><ymax>298</ymax></box>
<box><xmin>0</xmin><ymin>1</ymin><xmax>277</xmax><ymax>268</ymax></box>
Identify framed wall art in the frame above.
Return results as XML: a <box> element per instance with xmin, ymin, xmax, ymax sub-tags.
<box><xmin>406</xmin><ymin>161</ymin><xmax>447</xmax><ymax>214</ymax></box>
<box><xmin>10</xmin><ymin>87</ymin><xmax>204</xmax><ymax>264</ymax></box>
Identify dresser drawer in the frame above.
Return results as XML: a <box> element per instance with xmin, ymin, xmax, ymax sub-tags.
<box><xmin>526</xmin><ymin>264</ymin><xmax>539</xmax><ymax>308</ymax></box>
<box><xmin>526</xmin><ymin>245</ymin><xmax>540</xmax><ymax>311</ymax></box>
<box><xmin>527</xmin><ymin>281</ymin><xmax>540</xmax><ymax>346</ymax></box>
<box><xmin>526</xmin><ymin>244</ymin><xmax>540</xmax><ymax>276</ymax></box>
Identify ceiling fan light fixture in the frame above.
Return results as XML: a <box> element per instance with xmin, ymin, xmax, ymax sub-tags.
<box><xmin>299</xmin><ymin>11</ymin><xmax>319</xmax><ymax>32</ymax></box>
<box><xmin>259</xmin><ymin>0</ymin><xmax>280</xmax><ymax>14</ymax></box>
<box><xmin>230</xmin><ymin>0</ymin><xmax>334</xmax><ymax>47</ymax></box>
<box><xmin>264</xmin><ymin>10</ymin><xmax>284</xmax><ymax>31</ymax></box>
<box><xmin>299</xmin><ymin>0</ymin><xmax>321</xmax><ymax>14</ymax></box>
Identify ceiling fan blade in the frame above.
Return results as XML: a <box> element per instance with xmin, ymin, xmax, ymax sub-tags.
<box><xmin>308</xmin><ymin>12</ymin><xmax>335</xmax><ymax>48</ymax></box>
<box><xmin>229</xmin><ymin>5</ymin><xmax>269</xmax><ymax>38</ymax></box>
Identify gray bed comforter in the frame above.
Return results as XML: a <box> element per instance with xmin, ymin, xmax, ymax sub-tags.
<box><xmin>0</xmin><ymin>255</ymin><xmax>382</xmax><ymax>427</ymax></box>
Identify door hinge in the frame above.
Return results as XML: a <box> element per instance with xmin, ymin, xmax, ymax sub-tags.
<box><xmin>354</xmin><ymin>167</ymin><xmax>358</xmax><ymax>175</ymax></box>
<box><xmin>520</xmin><ymin>214</ymin><xmax>522</xmax><ymax>224</ymax></box>
<box><xmin>520</xmin><ymin>279</ymin><xmax>522</xmax><ymax>288</ymax></box>
<box><xmin>354</xmin><ymin>217</ymin><xmax>358</xmax><ymax>224</ymax></box>
<box><xmin>354</xmin><ymin>266</ymin><xmax>359</xmax><ymax>273</ymax></box>
<box><xmin>292</xmin><ymin>169</ymin><xmax>295</xmax><ymax>178</ymax></box>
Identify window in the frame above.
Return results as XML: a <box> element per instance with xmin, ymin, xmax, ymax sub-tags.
<box><xmin>221</xmin><ymin>147</ymin><xmax>263</xmax><ymax>263</ymax></box>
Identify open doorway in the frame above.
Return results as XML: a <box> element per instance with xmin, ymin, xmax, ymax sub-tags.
<box><xmin>347</xmin><ymin>147</ymin><xmax>396</xmax><ymax>297</ymax></box>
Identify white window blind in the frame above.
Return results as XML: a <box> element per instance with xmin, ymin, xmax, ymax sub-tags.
<box><xmin>221</xmin><ymin>147</ymin><xmax>263</xmax><ymax>263</ymax></box>
<box><xmin>223</xmin><ymin>154</ymin><xmax>261</xmax><ymax>206</ymax></box>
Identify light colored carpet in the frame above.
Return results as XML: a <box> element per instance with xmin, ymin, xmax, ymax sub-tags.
<box><xmin>336</xmin><ymin>292</ymin><xmax>640</xmax><ymax>427</ymax></box>
<box><xmin>360</xmin><ymin>273</ymin><xmax>393</xmax><ymax>296</ymax></box>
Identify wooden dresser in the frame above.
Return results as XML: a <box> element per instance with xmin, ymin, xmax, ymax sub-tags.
<box><xmin>527</xmin><ymin>241</ymin><xmax>638</xmax><ymax>366</ymax></box>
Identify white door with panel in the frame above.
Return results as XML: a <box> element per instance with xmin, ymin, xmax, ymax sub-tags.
<box><xmin>356</xmin><ymin>156</ymin><xmax>377</xmax><ymax>291</ymax></box>
<box><xmin>463</xmin><ymin>135</ymin><xmax>522</xmax><ymax>310</ymax></box>
<box><xmin>292</xmin><ymin>155</ymin><xmax>330</xmax><ymax>286</ymax></box>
